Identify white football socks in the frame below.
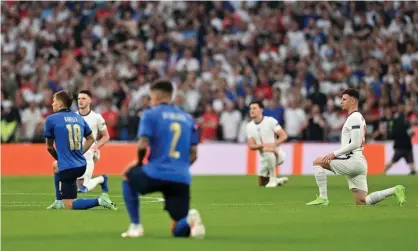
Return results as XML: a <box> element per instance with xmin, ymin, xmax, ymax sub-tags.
<box><xmin>84</xmin><ymin>176</ymin><xmax>105</xmax><ymax>191</ymax></box>
<box><xmin>268</xmin><ymin>166</ymin><xmax>277</xmax><ymax>184</ymax></box>
<box><xmin>313</xmin><ymin>165</ymin><xmax>328</xmax><ymax>198</ymax></box>
<box><xmin>366</xmin><ymin>187</ymin><xmax>395</xmax><ymax>205</ymax></box>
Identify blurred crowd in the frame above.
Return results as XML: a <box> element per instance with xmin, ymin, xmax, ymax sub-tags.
<box><xmin>1</xmin><ymin>1</ymin><xmax>418</xmax><ymax>144</ymax></box>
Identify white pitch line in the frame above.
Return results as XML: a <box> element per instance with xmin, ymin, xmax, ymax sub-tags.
<box><xmin>211</xmin><ymin>203</ymin><xmax>275</xmax><ymax>206</ymax></box>
<box><xmin>1</xmin><ymin>192</ymin><xmax>164</xmax><ymax>202</ymax></box>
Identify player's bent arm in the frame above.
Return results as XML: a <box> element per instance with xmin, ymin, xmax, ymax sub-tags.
<box><xmin>190</xmin><ymin>145</ymin><xmax>198</xmax><ymax>164</ymax></box>
<box><xmin>275</xmin><ymin>128</ymin><xmax>288</xmax><ymax>146</ymax></box>
<box><xmin>247</xmin><ymin>137</ymin><xmax>263</xmax><ymax>151</ymax></box>
<box><xmin>96</xmin><ymin>128</ymin><xmax>110</xmax><ymax>149</ymax></box>
<box><xmin>83</xmin><ymin>133</ymin><xmax>95</xmax><ymax>154</ymax></box>
<box><xmin>45</xmin><ymin>138</ymin><xmax>58</xmax><ymax>160</ymax></box>
<box><xmin>137</xmin><ymin>136</ymin><xmax>149</xmax><ymax>165</ymax></box>
<box><xmin>333</xmin><ymin>127</ymin><xmax>362</xmax><ymax>157</ymax></box>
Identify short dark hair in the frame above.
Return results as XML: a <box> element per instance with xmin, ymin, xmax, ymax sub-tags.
<box><xmin>342</xmin><ymin>88</ymin><xmax>360</xmax><ymax>100</ymax></box>
<box><xmin>249</xmin><ymin>100</ymin><xmax>264</xmax><ymax>109</ymax></box>
<box><xmin>150</xmin><ymin>79</ymin><xmax>173</xmax><ymax>95</ymax></box>
<box><xmin>54</xmin><ymin>90</ymin><xmax>73</xmax><ymax>109</ymax></box>
<box><xmin>78</xmin><ymin>90</ymin><xmax>92</xmax><ymax>98</ymax></box>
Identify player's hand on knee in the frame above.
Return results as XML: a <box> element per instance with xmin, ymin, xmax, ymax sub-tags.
<box><xmin>122</xmin><ymin>160</ymin><xmax>139</xmax><ymax>180</ymax></box>
<box><xmin>322</xmin><ymin>153</ymin><xmax>335</xmax><ymax>165</ymax></box>
<box><xmin>93</xmin><ymin>149</ymin><xmax>100</xmax><ymax>163</ymax></box>
<box><xmin>313</xmin><ymin>157</ymin><xmax>324</xmax><ymax>166</ymax></box>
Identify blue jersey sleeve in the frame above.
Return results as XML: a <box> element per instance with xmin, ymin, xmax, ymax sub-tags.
<box><xmin>83</xmin><ymin>120</ymin><xmax>92</xmax><ymax>137</ymax></box>
<box><xmin>191</xmin><ymin>122</ymin><xmax>199</xmax><ymax>145</ymax></box>
<box><xmin>43</xmin><ymin>117</ymin><xmax>55</xmax><ymax>139</ymax></box>
<box><xmin>138</xmin><ymin>110</ymin><xmax>153</xmax><ymax>138</ymax></box>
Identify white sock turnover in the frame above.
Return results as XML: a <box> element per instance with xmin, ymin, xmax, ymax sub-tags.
<box><xmin>366</xmin><ymin>187</ymin><xmax>395</xmax><ymax>205</ymax></box>
<box><xmin>313</xmin><ymin>165</ymin><xmax>328</xmax><ymax>198</ymax></box>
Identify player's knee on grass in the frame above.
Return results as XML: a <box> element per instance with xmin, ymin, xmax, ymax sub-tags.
<box><xmin>63</xmin><ymin>199</ymin><xmax>75</xmax><ymax>209</ymax></box>
<box><xmin>352</xmin><ymin>189</ymin><xmax>367</xmax><ymax>205</ymax></box>
<box><xmin>258</xmin><ymin>176</ymin><xmax>269</xmax><ymax>186</ymax></box>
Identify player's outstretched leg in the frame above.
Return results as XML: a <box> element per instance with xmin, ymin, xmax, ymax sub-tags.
<box><xmin>172</xmin><ymin>209</ymin><xmax>205</xmax><ymax>238</ymax></box>
<box><xmin>366</xmin><ymin>185</ymin><xmax>406</xmax><ymax>206</ymax></box>
<box><xmin>68</xmin><ymin>193</ymin><xmax>117</xmax><ymax>210</ymax></box>
<box><xmin>47</xmin><ymin>161</ymin><xmax>64</xmax><ymax>210</ymax></box>
<box><xmin>306</xmin><ymin>160</ymin><xmax>330</xmax><ymax>206</ymax></box>
<box><xmin>121</xmin><ymin>180</ymin><xmax>144</xmax><ymax>238</ymax></box>
<box><xmin>80</xmin><ymin>175</ymin><xmax>109</xmax><ymax>193</ymax></box>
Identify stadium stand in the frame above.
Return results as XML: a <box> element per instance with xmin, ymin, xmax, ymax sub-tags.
<box><xmin>1</xmin><ymin>1</ymin><xmax>417</xmax><ymax>143</ymax></box>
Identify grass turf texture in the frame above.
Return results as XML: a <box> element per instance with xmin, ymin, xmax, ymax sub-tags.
<box><xmin>2</xmin><ymin>176</ymin><xmax>417</xmax><ymax>251</ymax></box>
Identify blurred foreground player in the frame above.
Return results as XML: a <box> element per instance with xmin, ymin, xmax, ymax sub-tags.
<box><xmin>43</xmin><ymin>90</ymin><xmax>117</xmax><ymax>210</ymax></box>
<box><xmin>384</xmin><ymin>104</ymin><xmax>416</xmax><ymax>175</ymax></box>
<box><xmin>121</xmin><ymin>80</ymin><xmax>205</xmax><ymax>238</ymax></box>
<box><xmin>47</xmin><ymin>90</ymin><xmax>110</xmax><ymax>209</ymax></box>
<box><xmin>306</xmin><ymin>89</ymin><xmax>406</xmax><ymax>206</ymax></box>
<box><xmin>246</xmin><ymin>101</ymin><xmax>289</xmax><ymax>187</ymax></box>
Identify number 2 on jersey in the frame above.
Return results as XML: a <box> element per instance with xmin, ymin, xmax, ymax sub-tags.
<box><xmin>169</xmin><ymin>122</ymin><xmax>181</xmax><ymax>159</ymax></box>
<box><xmin>66</xmin><ymin>124</ymin><xmax>82</xmax><ymax>150</ymax></box>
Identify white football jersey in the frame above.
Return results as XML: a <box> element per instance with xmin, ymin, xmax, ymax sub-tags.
<box><xmin>334</xmin><ymin>111</ymin><xmax>366</xmax><ymax>157</ymax></box>
<box><xmin>246</xmin><ymin>116</ymin><xmax>283</xmax><ymax>152</ymax></box>
<box><xmin>76</xmin><ymin>110</ymin><xmax>107</xmax><ymax>149</ymax></box>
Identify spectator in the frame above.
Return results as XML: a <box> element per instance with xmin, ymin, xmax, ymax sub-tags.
<box><xmin>100</xmin><ymin>98</ymin><xmax>119</xmax><ymax>140</ymax></box>
<box><xmin>304</xmin><ymin>104</ymin><xmax>326</xmax><ymax>141</ymax></box>
<box><xmin>219</xmin><ymin>101</ymin><xmax>242</xmax><ymax>142</ymax></box>
<box><xmin>264</xmin><ymin>98</ymin><xmax>284</xmax><ymax>126</ymax></box>
<box><xmin>199</xmin><ymin>104</ymin><xmax>219</xmax><ymax>141</ymax></box>
<box><xmin>1</xmin><ymin>100</ymin><xmax>21</xmax><ymax>143</ymax></box>
<box><xmin>284</xmin><ymin>98</ymin><xmax>306</xmax><ymax>141</ymax></box>
<box><xmin>323</xmin><ymin>99</ymin><xmax>346</xmax><ymax>142</ymax></box>
<box><xmin>20</xmin><ymin>94</ymin><xmax>43</xmax><ymax>142</ymax></box>
<box><xmin>1</xmin><ymin>1</ymin><xmax>417</xmax><ymax>143</ymax></box>
<box><xmin>372</xmin><ymin>106</ymin><xmax>394</xmax><ymax>141</ymax></box>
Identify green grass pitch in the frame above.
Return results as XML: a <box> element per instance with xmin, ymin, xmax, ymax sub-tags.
<box><xmin>2</xmin><ymin>176</ymin><xmax>417</xmax><ymax>251</ymax></box>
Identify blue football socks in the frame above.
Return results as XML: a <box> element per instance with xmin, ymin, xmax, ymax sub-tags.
<box><xmin>122</xmin><ymin>180</ymin><xmax>140</xmax><ymax>224</ymax></box>
<box><xmin>54</xmin><ymin>173</ymin><xmax>62</xmax><ymax>200</ymax></box>
<box><xmin>72</xmin><ymin>198</ymin><xmax>100</xmax><ymax>210</ymax></box>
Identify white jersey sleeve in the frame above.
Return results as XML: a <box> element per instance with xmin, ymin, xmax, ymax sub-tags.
<box><xmin>97</xmin><ymin>114</ymin><xmax>107</xmax><ymax>132</ymax></box>
<box><xmin>268</xmin><ymin>117</ymin><xmax>282</xmax><ymax>132</ymax></box>
<box><xmin>334</xmin><ymin>113</ymin><xmax>365</xmax><ymax>157</ymax></box>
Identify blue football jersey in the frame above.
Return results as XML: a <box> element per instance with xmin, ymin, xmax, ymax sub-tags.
<box><xmin>137</xmin><ymin>104</ymin><xmax>199</xmax><ymax>184</ymax></box>
<box><xmin>44</xmin><ymin>109</ymin><xmax>92</xmax><ymax>171</ymax></box>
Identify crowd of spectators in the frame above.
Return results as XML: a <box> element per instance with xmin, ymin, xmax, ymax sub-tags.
<box><xmin>1</xmin><ymin>1</ymin><xmax>418</xmax><ymax>144</ymax></box>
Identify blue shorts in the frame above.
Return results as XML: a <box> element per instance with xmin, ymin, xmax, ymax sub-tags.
<box><xmin>58</xmin><ymin>166</ymin><xmax>86</xmax><ymax>199</ymax></box>
<box><xmin>126</xmin><ymin>166</ymin><xmax>190</xmax><ymax>221</ymax></box>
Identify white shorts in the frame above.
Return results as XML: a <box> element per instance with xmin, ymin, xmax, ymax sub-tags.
<box><xmin>78</xmin><ymin>151</ymin><xmax>95</xmax><ymax>181</ymax></box>
<box><xmin>259</xmin><ymin>149</ymin><xmax>286</xmax><ymax>177</ymax></box>
<box><xmin>330</xmin><ymin>155</ymin><xmax>368</xmax><ymax>192</ymax></box>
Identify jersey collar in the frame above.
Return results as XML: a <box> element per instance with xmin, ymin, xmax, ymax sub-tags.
<box><xmin>57</xmin><ymin>109</ymin><xmax>71</xmax><ymax>113</ymax></box>
<box><xmin>254</xmin><ymin>116</ymin><xmax>264</xmax><ymax>124</ymax></box>
<box><xmin>349</xmin><ymin>110</ymin><xmax>359</xmax><ymax>116</ymax></box>
<box><xmin>79</xmin><ymin>109</ymin><xmax>92</xmax><ymax>117</ymax></box>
